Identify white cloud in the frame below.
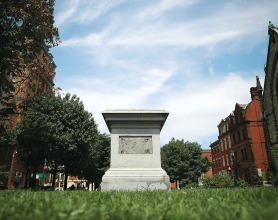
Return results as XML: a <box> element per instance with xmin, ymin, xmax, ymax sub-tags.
<box><xmin>55</xmin><ymin>0</ymin><xmax>81</xmax><ymax>26</ymax></box>
<box><xmin>135</xmin><ymin>0</ymin><xmax>198</xmax><ymax>21</ymax></box>
<box><xmin>55</xmin><ymin>0</ymin><xmax>127</xmax><ymax>26</ymax></box>
<box><xmin>53</xmin><ymin>0</ymin><xmax>275</xmax><ymax>147</ymax></box>
<box><xmin>58</xmin><ymin>0</ymin><xmax>278</xmax><ymax>67</ymax></box>
<box><xmin>58</xmin><ymin>70</ymin><xmax>260</xmax><ymax>147</ymax></box>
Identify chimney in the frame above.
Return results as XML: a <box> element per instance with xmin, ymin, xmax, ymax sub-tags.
<box><xmin>250</xmin><ymin>87</ymin><xmax>259</xmax><ymax>100</ymax></box>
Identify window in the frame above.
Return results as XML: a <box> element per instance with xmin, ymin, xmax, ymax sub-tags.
<box><xmin>232</xmin><ymin>117</ymin><xmax>236</xmax><ymax>125</ymax></box>
<box><xmin>233</xmin><ymin>134</ymin><xmax>236</xmax><ymax>144</ymax></box>
<box><xmin>237</xmin><ymin>131</ymin><xmax>241</xmax><ymax>142</ymax></box>
<box><xmin>242</xmin><ymin>128</ymin><xmax>246</xmax><ymax>140</ymax></box>
<box><xmin>222</xmin><ymin>156</ymin><xmax>225</xmax><ymax>167</ymax></box>
<box><xmin>241</xmin><ymin>148</ymin><xmax>248</xmax><ymax>161</ymax></box>
<box><xmin>244</xmin><ymin>169</ymin><xmax>251</xmax><ymax>183</ymax></box>
<box><xmin>220</xmin><ymin>140</ymin><xmax>223</xmax><ymax>151</ymax></box>
<box><xmin>234</xmin><ymin>151</ymin><xmax>238</xmax><ymax>163</ymax></box>
<box><xmin>230</xmin><ymin>155</ymin><xmax>234</xmax><ymax>165</ymax></box>
<box><xmin>223</xmin><ymin>124</ymin><xmax>226</xmax><ymax>133</ymax></box>
<box><xmin>226</xmin><ymin>155</ymin><xmax>229</xmax><ymax>166</ymax></box>
<box><xmin>228</xmin><ymin>136</ymin><xmax>231</xmax><ymax>148</ymax></box>
<box><xmin>224</xmin><ymin>138</ymin><xmax>227</xmax><ymax>150</ymax></box>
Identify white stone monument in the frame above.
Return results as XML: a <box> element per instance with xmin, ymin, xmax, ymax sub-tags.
<box><xmin>101</xmin><ymin>110</ymin><xmax>170</xmax><ymax>191</ymax></box>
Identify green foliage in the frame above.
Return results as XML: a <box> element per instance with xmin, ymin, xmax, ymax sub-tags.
<box><xmin>267</xmin><ymin>170</ymin><xmax>278</xmax><ymax>186</ymax></box>
<box><xmin>0</xmin><ymin>165</ymin><xmax>9</xmax><ymax>178</ymax></box>
<box><xmin>237</xmin><ymin>178</ymin><xmax>249</xmax><ymax>188</ymax></box>
<box><xmin>204</xmin><ymin>174</ymin><xmax>234</xmax><ymax>188</ymax></box>
<box><xmin>251</xmin><ymin>163</ymin><xmax>263</xmax><ymax>185</ymax></box>
<box><xmin>91</xmin><ymin>133</ymin><xmax>110</xmax><ymax>187</ymax></box>
<box><xmin>0</xmin><ymin>0</ymin><xmax>60</xmax><ymax>118</ymax></box>
<box><xmin>80</xmin><ymin>133</ymin><xmax>110</xmax><ymax>188</ymax></box>
<box><xmin>0</xmin><ymin>189</ymin><xmax>277</xmax><ymax>220</ymax></box>
<box><xmin>161</xmin><ymin>138</ymin><xmax>211</xmax><ymax>184</ymax></box>
<box><xmin>204</xmin><ymin>174</ymin><xmax>248</xmax><ymax>188</ymax></box>
<box><xmin>15</xmin><ymin>93</ymin><xmax>98</xmax><ymax>187</ymax></box>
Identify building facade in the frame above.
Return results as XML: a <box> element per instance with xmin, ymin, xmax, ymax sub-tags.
<box><xmin>211</xmin><ymin>117</ymin><xmax>234</xmax><ymax>176</ymax></box>
<box><xmin>201</xmin><ymin>149</ymin><xmax>213</xmax><ymax>178</ymax></box>
<box><xmin>0</xmin><ymin>45</ymin><xmax>56</xmax><ymax>189</ymax></box>
<box><xmin>211</xmin><ymin>82</ymin><xmax>269</xmax><ymax>184</ymax></box>
<box><xmin>230</xmin><ymin>86</ymin><xmax>268</xmax><ymax>184</ymax></box>
<box><xmin>210</xmin><ymin>140</ymin><xmax>220</xmax><ymax>175</ymax></box>
<box><xmin>262</xmin><ymin>22</ymin><xmax>278</xmax><ymax>171</ymax></box>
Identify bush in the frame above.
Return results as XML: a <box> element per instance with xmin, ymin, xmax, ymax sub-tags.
<box><xmin>184</xmin><ymin>182</ymin><xmax>198</xmax><ymax>189</ymax></box>
<box><xmin>204</xmin><ymin>174</ymin><xmax>248</xmax><ymax>188</ymax></box>
<box><xmin>237</xmin><ymin>178</ymin><xmax>249</xmax><ymax>187</ymax></box>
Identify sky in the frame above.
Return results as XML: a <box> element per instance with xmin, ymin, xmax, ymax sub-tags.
<box><xmin>51</xmin><ymin>0</ymin><xmax>278</xmax><ymax>148</ymax></box>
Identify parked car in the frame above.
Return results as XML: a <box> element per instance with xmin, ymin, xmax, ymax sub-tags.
<box><xmin>255</xmin><ymin>180</ymin><xmax>274</xmax><ymax>187</ymax></box>
<box><xmin>262</xmin><ymin>181</ymin><xmax>274</xmax><ymax>187</ymax></box>
<box><xmin>0</xmin><ymin>181</ymin><xmax>8</xmax><ymax>190</ymax></box>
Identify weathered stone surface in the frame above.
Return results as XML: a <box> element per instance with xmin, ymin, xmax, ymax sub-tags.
<box><xmin>119</xmin><ymin>136</ymin><xmax>153</xmax><ymax>154</ymax></box>
<box><xmin>263</xmin><ymin>23</ymin><xmax>278</xmax><ymax>170</ymax></box>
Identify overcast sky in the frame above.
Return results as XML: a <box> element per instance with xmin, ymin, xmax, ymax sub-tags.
<box><xmin>51</xmin><ymin>0</ymin><xmax>278</xmax><ymax>148</ymax></box>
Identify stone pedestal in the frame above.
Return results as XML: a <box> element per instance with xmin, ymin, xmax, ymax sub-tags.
<box><xmin>101</xmin><ymin>110</ymin><xmax>170</xmax><ymax>191</ymax></box>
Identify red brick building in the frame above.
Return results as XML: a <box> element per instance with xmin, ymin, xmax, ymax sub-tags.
<box><xmin>201</xmin><ymin>149</ymin><xmax>213</xmax><ymax>178</ymax></box>
<box><xmin>210</xmin><ymin>116</ymin><xmax>234</xmax><ymax>176</ymax></box>
<box><xmin>0</xmin><ymin>46</ymin><xmax>56</xmax><ymax>189</ymax></box>
<box><xmin>230</xmin><ymin>86</ymin><xmax>268</xmax><ymax>183</ymax></box>
<box><xmin>211</xmin><ymin>81</ymin><xmax>269</xmax><ymax>184</ymax></box>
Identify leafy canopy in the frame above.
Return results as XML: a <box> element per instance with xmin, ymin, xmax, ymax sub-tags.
<box><xmin>161</xmin><ymin>138</ymin><xmax>211</xmax><ymax>184</ymax></box>
<box><xmin>0</xmin><ymin>0</ymin><xmax>60</xmax><ymax>118</ymax></box>
<box><xmin>16</xmin><ymin>93</ymin><xmax>98</xmax><ymax>180</ymax></box>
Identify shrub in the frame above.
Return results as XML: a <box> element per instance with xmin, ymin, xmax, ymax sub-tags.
<box><xmin>204</xmin><ymin>174</ymin><xmax>249</xmax><ymax>188</ymax></box>
<box><xmin>237</xmin><ymin>178</ymin><xmax>249</xmax><ymax>187</ymax></box>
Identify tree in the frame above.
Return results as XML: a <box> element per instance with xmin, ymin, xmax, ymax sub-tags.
<box><xmin>81</xmin><ymin>133</ymin><xmax>110</xmax><ymax>189</ymax></box>
<box><xmin>16</xmin><ymin>103</ymin><xmax>54</xmax><ymax>188</ymax></box>
<box><xmin>0</xmin><ymin>0</ymin><xmax>60</xmax><ymax>120</ymax></box>
<box><xmin>161</xmin><ymin>138</ymin><xmax>211</xmax><ymax>186</ymax></box>
<box><xmin>16</xmin><ymin>93</ymin><xmax>98</xmax><ymax>189</ymax></box>
<box><xmin>0</xmin><ymin>165</ymin><xmax>9</xmax><ymax>179</ymax></box>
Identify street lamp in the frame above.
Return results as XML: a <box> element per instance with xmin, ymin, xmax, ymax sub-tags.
<box><xmin>228</xmin><ymin>166</ymin><xmax>231</xmax><ymax>174</ymax></box>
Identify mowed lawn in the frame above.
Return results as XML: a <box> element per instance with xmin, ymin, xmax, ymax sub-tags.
<box><xmin>0</xmin><ymin>188</ymin><xmax>277</xmax><ymax>220</ymax></box>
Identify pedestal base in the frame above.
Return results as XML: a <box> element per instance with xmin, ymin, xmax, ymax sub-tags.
<box><xmin>101</xmin><ymin>168</ymin><xmax>170</xmax><ymax>191</ymax></box>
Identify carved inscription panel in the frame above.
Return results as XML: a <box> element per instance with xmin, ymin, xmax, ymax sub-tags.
<box><xmin>119</xmin><ymin>136</ymin><xmax>153</xmax><ymax>154</ymax></box>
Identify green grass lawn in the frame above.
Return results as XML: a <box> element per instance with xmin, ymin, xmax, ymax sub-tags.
<box><xmin>0</xmin><ymin>188</ymin><xmax>277</xmax><ymax>220</ymax></box>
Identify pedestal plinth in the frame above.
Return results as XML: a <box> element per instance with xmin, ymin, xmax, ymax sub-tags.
<box><xmin>101</xmin><ymin>110</ymin><xmax>170</xmax><ymax>191</ymax></box>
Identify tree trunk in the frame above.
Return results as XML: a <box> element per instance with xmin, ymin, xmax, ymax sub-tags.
<box><xmin>63</xmin><ymin>169</ymin><xmax>68</xmax><ymax>190</ymax></box>
<box><xmin>30</xmin><ymin>167</ymin><xmax>38</xmax><ymax>189</ymax></box>
<box><xmin>51</xmin><ymin>164</ymin><xmax>57</xmax><ymax>188</ymax></box>
<box><xmin>24</xmin><ymin>167</ymin><xmax>29</xmax><ymax>188</ymax></box>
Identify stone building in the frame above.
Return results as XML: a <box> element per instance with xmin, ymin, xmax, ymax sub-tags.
<box><xmin>0</xmin><ymin>45</ymin><xmax>56</xmax><ymax>189</ymax></box>
<box><xmin>262</xmin><ymin>22</ymin><xmax>278</xmax><ymax>171</ymax></box>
